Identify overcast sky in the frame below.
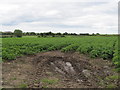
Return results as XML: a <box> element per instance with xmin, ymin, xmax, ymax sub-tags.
<box><xmin>0</xmin><ymin>0</ymin><xmax>118</xmax><ymax>34</ymax></box>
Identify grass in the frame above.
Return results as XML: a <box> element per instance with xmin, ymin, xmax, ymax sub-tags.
<box><xmin>41</xmin><ymin>78</ymin><xmax>59</xmax><ymax>85</ymax></box>
<box><xmin>105</xmin><ymin>75</ymin><xmax>119</xmax><ymax>80</ymax></box>
<box><xmin>18</xmin><ymin>83</ymin><xmax>27</xmax><ymax>88</ymax></box>
<box><xmin>106</xmin><ymin>84</ymin><xmax>117</xmax><ymax>88</ymax></box>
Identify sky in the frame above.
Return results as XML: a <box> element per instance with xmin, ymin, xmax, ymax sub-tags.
<box><xmin>0</xmin><ymin>0</ymin><xmax>119</xmax><ymax>34</ymax></box>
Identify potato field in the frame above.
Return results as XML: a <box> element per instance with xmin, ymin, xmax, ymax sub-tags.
<box><xmin>2</xmin><ymin>36</ymin><xmax>120</xmax><ymax>88</ymax></box>
<box><xmin>2</xmin><ymin>36</ymin><xmax>120</xmax><ymax>70</ymax></box>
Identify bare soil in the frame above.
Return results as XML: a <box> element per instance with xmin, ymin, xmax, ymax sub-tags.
<box><xmin>2</xmin><ymin>51</ymin><xmax>119</xmax><ymax>88</ymax></box>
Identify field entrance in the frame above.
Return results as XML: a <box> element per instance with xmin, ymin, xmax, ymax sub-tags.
<box><xmin>2</xmin><ymin>51</ymin><xmax>118</xmax><ymax>88</ymax></box>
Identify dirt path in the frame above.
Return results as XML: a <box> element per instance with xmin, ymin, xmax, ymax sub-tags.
<box><xmin>2</xmin><ymin>51</ymin><xmax>119</xmax><ymax>88</ymax></box>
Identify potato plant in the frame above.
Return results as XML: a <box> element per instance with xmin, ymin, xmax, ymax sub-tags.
<box><xmin>2</xmin><ymin>36</ymin><xmax>119</xmax><ymax>71</ymax></box>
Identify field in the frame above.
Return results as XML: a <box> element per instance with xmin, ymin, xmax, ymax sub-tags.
<box><xmin>2</xmin><ymin>36</ymin><xmax>119</xmax><ymax>67</ymax></box>
<box><xmin>2</xmin><ymin>36</ymin><xmax>120</xmax><ymax>88</ymax></box>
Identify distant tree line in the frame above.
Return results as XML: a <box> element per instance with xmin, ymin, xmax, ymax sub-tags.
<box><xmin>2</xmin><ymin>29</ymin><xmax>23</xmax><ymax>38</ymax></box>
<box><xmin>1</xmin><ymin>29</ymin><xmax>118</xmax><ymax>38</ymax></box>
<box><xmin>1</xmin><ymin>31</ymin><xmax>92</xmax><ymax>38</ymax></box>
<box><xmin>22</xmin><ymin>32</ymin><xmax>78</xmax><ymax>36</ymax></box>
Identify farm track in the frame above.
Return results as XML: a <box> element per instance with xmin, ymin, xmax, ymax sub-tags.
<box><xmin>2</xmin><ymin>51</ymin><xmax>119</xmax><ymax>88</ymax></box>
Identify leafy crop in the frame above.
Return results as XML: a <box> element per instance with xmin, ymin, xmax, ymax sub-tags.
<box><xmin>61</xmin><ymin>43</ymin><xmax>79</xmax><ymax>52</ymax></box>
<box><xmin>2</xmin><ymin>36</ymin><xmax>120</xmax><ymax>70</ymax></box>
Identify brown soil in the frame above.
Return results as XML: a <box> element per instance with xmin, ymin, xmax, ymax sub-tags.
<box><xmin>2</xmin><ymin>51</ymin><xmax>119</xmax><ymax>88</ymax></box>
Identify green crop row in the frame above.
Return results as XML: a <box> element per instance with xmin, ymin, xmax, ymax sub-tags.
<box><xmin>61</xmin><ymin>39</ymin><xmax>115</xmax><ymax>60</ymax></box>
<box><xmin>112</xmin><ymin>40</ymin><xmax>120</xmax><ymax>71</ymax></box>
<box><xmin>61</xmin><ymin>43</ymin><xmax>79</xmax><ymax>52</ymax></box>
<box><xmin>2</xmin><ymin>37</ymin><xmax>73</xmax><ymax>60</ymax></box>
<box><xmin>2</xmin><ymin>36</ymin><xmax>120</xmax><ymax>71</ymax></box>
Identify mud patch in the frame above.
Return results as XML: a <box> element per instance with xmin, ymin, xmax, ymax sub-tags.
<box><xmin>2</xmin><ymin>51</ymin><xmax>119</xmax><ymax>88</ymax></box>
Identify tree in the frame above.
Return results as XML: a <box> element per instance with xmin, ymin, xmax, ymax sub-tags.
<box><xmin>70</xmin><ymin>33</ymin><xmax>77</xmax><ymax>35</ymax></box>
<box><xmin>51</xmin><ymin>33</ymin><xmax>55</xmax><ymax>37</ymax></box>
<box><xmin>36</xmin><ymin>33</ymin><xmax>40</xmax><ymax>35</ymax></box>
<box><xmin>63</xmin><ymin>32</ymin><xmax>68</xmax><ymax>35</ymax></box>
<box><xmin>40</xmin><ymin>33</ymin><xmax>44</xmax><ymax>37</ymax></box>
<box><xmin>56</xmin><ymin>32</ymin><xmax>62</xmax><ymax>35</ymax></box>
<box><xmin>96</xmin><ymin>33</ymin><xmax>100</xmax><ymax>35</ymax></box>
<box><xmin>29</xmin><ymin>32</ymin><xmax>36</xmax><ymax>35</ymax></box>
<box><xmin>14</xmin><ymin>29</ymin><xmax>22</xmax><ymax>37</ymax></box>
<box><xmin>79</xmin><ymin>33</ymin><xmax>89</xmax><ymax>36</ymax></box>
<box><xmin>2</xmin><ymin>31</ymin><xmax>13</xmax><ymax>35</ymax></box>
<box><xmin>92</xmin><ymin>33</ymin><xmax>95</xmax><ymax>36</ymax></box>
<box><xmin>26</xmin><ymin>32</ymin><xmax>30</xmax><ymax>35</ymax></box>
<box><xmin>22</xmin><ymin>32</ymin><xmax>26</xmax><ymax>36</ymax></box>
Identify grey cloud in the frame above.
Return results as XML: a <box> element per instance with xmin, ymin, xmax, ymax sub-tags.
<box><xmin>0</xmin><ymin>0</ymin><xmax>118</xmax><ymax>34</ymax></box>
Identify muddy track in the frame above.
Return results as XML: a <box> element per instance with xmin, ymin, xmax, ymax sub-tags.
<box><xmin>2</xmin><ymin>51</ymin><xmax>119</xmax><ymax>88</ymax></box>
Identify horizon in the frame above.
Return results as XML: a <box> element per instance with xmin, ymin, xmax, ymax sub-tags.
<box><xmin>1</xmin><ymin>30</ymin><xmax>119</xmax><ymax>35</ymax></box>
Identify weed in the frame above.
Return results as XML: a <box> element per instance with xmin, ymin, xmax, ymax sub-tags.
<box><xmin>41</xmin><ymin>78</ymin><xmax>58</xmax><ymax>85</ymax></box>
<box><xmin>106</xmin><ymin>84</ymin><xmax>117</xmax><ymax>88</ymax></box>
<box><xmin>105</xmin><ymin>75</ymin><xmax>119</xmax><ymax>80</ymax></box>
<box><xmin>18</xmin><ymin>83</ymin><xmax>27</xmax><ymax>88</ymax></box>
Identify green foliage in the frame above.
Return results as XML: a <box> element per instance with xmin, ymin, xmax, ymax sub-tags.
<box><xmin>61</xmin><ymin>44</ymin><xmax>79</xmax><ymax>52</ymax></box>
<box><xmin>105</xmin><ymin>75</ymin><xmax>119</xmax><ymax>80</ymax></box>
<box><xmin>112</xmin><ymin>41</ymin><xmax>120</xmax><ymax>70</ymax></box>
<box><xmin>2</xmin><ymin>51</ymin><xmax>16</xmax><ymax>60</ymax></box>
<box><xmin>106</xmin><ymin>84</ymin><xmax>117</xmax><ymax>88</ymax></box>
<box><xmin>90</xmin><ymin>50</ymin><xmax>100</xmax><ymax>58</ymax></box>
<box><xmin>48</xmin><ymin>43</ymin><xmax>70</xmax><ymax>51</ymax></box>
<box><xmin>2</xmin><ymin>36</ymin><xmax>119</xmax><ymax>70</ymax></box>
<box><xmin>41</xmin><ymin>78</ymin><xmax>58</xmax><ymax>85</ymax></box>
<box><xmin>113</xmin><ymin>56</ymin><xmax>120</xmax><ymax>66</ymax></box>
<box><xmin>77</xmin><ymin>44</ymin><xmax>93</xmax><ymax>54</ymax></box>
<box><xmin>18</xmin><ymin>83</ymin><xmax>27</xmax><ymax>88</ymax></box>
<box><xmin>14</xmin><ymin>29</ymin><xmax>22</xmax><ymax>37</ymax></box>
